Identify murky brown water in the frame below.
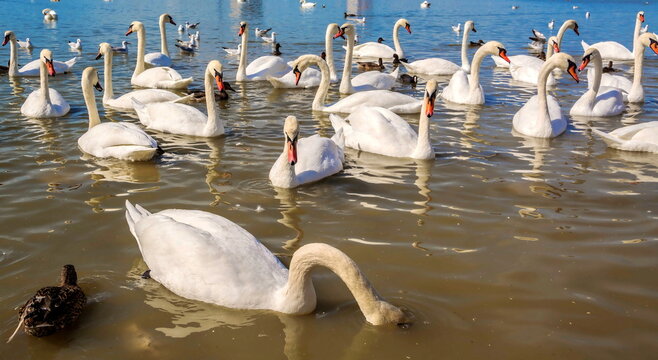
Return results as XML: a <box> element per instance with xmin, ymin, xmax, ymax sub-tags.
<box><xmin>2</xmin><ymin>0</ymin><xmax>658</xmax><ymax>358</ymax></box>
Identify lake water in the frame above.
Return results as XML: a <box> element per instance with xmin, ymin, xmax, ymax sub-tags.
<box><xmin>1</xmin><ymin>0</ymin><xmax>658</xmax><ymax>358</ymax></box>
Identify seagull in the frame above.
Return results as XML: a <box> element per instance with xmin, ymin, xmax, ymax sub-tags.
<box><xmin>452</xmin><ymin>23</ymin><xmax>461</xmax><ymax>34</ymax></box>
<box><xmin>548</xmin><ymin>20</ymin><xmax>555</xmax><ymax>30</ymax></box>
<box><xmin>640</xmin><ymin>24</ymin><xmax>649</xmax><ymax>34</ymax></box>
<box><xmin>512</xmin><ymin>5</ymin><xmax>519</xmax><ymax>9</ymax></box>
<box><xmin>67</xmin><ymin>38</ymin><xmax>82</xmax><ymax>51</ymax></box>
<box><xmin>255</xmin><ymin>27</ymin><xmax>272</xmax><ymax>37</ymax></box>
<box><xmin>176</xmin><ymin>34</ymin><xmax>198</xmax><ymax>48</ymax></box>
<box><xmin>222</xmin><ymin>44</ymin><xmax>242</xmax><ymax>55</ymax></box>
<box><xmin>178</xmin><ymin>24</ymin><xmax>185</xmax><ymax>33</ymax></box>
<box><xmin>420</xmin><ymin>1</ymin><xmax>431</xmax><ymax>8</ymax></box>
<box><xmin>529</xmin><ymin>29</ymin><xmax>546</xmax><ymax>43</ymax></box>
<box><xmin>585</xmin><ymin>11</ymin><xmax>591</xmax><ymax>19</ymax></box>
<box><xmin>261</xmin><ymin>32</ymin><xmax>277</xmax><ymax>43</ymax></box>
<box><xmin>192</xmin><ymin>31</ymin><xmax>200</xmax><ymax>41</ymax></box>
<box><xmin>185</xmin><ymin>21</ymin><xmax>200</xmax><ymax>30</ymax></box>
<box><xmin>112</xmin><ymin>41</ymin><xmax>130</xmax><ymax>53</ymax></box>
<box><xmin>573</xmin><ymin>5</ymin><xmax>579</xmax><ymax>9</ymax></box>
<box><xmin>18</xmin><ymin>38</ymin><xmax>33</xmax><ymax>49</ymax></box>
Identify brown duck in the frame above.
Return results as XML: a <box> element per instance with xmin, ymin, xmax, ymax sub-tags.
<box><xmin>7</xmin><ymin>265</ymin><xmax>85</xmax><ymax>343</ymax></box>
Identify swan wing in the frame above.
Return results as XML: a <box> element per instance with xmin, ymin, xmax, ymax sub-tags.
<box><xmin>351</xmin><ymin>71</ymin><xmax>396</xmax><ymax>90</ymax></box>
<box><xmin>597</xmin><ymin>72</ymin><xmax>632</xmax><ymax>93</ymax></box>
<box><xmin>294</xmin><ymin>135</ymin><xmax>344</xmax><ymax>184</ymax></box>
<box><xmin>144</xmin><ymin>53</ymin><xmax>173</xmax><ymax>67</ymax></box>
<box><xmin>401</xmin><ymin>58</ymin><xmax>460</xmax><ymax>76</ymax></box>
<box><xmin>77</xmin><ymin>122</ymin><xmax>158</xmax><ymax>161</ymax></box>
<box><xmin>133</xmin><ymin>101</ymin><xmax>208</xmax><ymax>136</ymax></box>
<box><xmin>510</xmin><ymin>62</ymin><xmax>555</xmax><ymax>86</ymax></box>
<box><xmin>267</xmin><ymin>67</ymin><xmax>321</xmax><ymax>88</ymax></box>
<box><xmin>352</xmin><ymin>42</ymin><xmax>395</xmax><ymax>59</ymax></box>
<box><xmin>327</xmin><ymin>90</ymin><xmax>421</xmax><ymax>114</ymax></box>
<box><xmin>584</xmin><ymin>41</ymin><xmax>633</xmax><ymax>60</ymax></box>
<box><xmin>247</xmin><ymin>56</ymin><xmax>291</xmax><ymax>80</ymax></box>
<box><xmin>109</xmin><ymin>89</ymin><xmax>181</xmax><ymax>110</ymax></box>
<box><xmin>441</xmin><ymin>70</ymin><xmax>470</xmax><ymax>103</ymax></box>
<box><xmin>513</xmin><ymin>95</ymin><xmax>565</xmax><ymax>138</ymax></box>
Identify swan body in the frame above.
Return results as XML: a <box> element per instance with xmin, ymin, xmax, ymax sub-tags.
<box><xmin>420</xmin><ymin>1</ymin><xmax>431</xmax><ymax>8</ymax></box>
<box><xmin>112</xmin><ymin>41</ymin><xmax>130</xmax><ymax>53</ymax></box>
<box><xmin>402</xmin><ymin>20</ymin><xmax>475</xmax><ymax>75</ymax></box>
<box><xmin>18</xmin><ymin>38</ymin><xmax>32</xmax><ymax>49</ymax></box>
<box><xmin>124</xmin><ymin>200</ymin><xmax>407</xmax><ymax>325</ymax></box>
<box><xmin>3</xmin><ymin>31</ymin><xmax>77</xmax><ymax>76</ymax></box>
<box><xmin>442</xmin><ymin>41</ymin><xmax>510</xmax><ymax>105</ymax></box>
<box><xmin>330</xmin><ymin>80</ymin><xmax>437</xmax><ymax>160</ymax></box>
<box><xmin>132</xmin><ymin>60</ymin><xmax>226</xmax><ymax>137</ymax></box>
<box><xmin>270</xmin><ymin>116</ymin><xmax>344</xmax><ymax>188</ymax></box>
<box><xmin>21</xmin><ymin>49</ymin><xmax>70</xmax><ymax>118</ymax></box>
<box><xmin>580</xmin><ymin>11</ymin><xmax>644</xmax><ymax>61</ymax></box>
<box><xmin>300</xmin><ymin>0</ymin><xmax>316</xmax><ymax>8</ymax></box>
<box><xmin>593</xmin><ymin>121</ymin><xmax>658</xmax><ymax>153</ymax></box>
<box><xmin>570</xmin><ymin>47</ymin><xmax>624</xmax><ymax>117</ymax></box>
<box><xmin>126</xmin><ymin>21</ymin><xmax>193</xmax><ymax>89</ymax></box>
<box><xmin>350</xmin><ymin>18</ymin><xmax>410</xmax><ymax>60</ymax></box>
<box><xmin>144</xmin><ymin>14</ymin><xmax>176</xmax><ymax>67</ymax></box>
<box><xmin>67</xmin><ymin>39</ymin><xmax>82</xmax><ymax>51</ymax></box>
<box><xmin>293</xmin><ymin>54</ymin><xmax>421</xmax><ymax>114</ymax></box>
<box><xmin>77</xmin><ymin>67</ymin><xmax>160</xmax><ymax>161</ymax></box>
<box><xmin>42</xmin><ymin>8</ymin><xmax>57</xmax><ymax>21</ymax></box>
<box><xmin>512</xmin><ymin>53</ymin><xmax>580</xmax><ymax>138</ymax></box>
<box><xmin>236</xmin><ymin>22</ymin><xmax>291</xmax><ymax>81</ymax></box>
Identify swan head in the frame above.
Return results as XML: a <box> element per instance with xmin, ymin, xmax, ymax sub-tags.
<box><xmin>578</xmin><ymin>47</ymin><xmax>601</xmax><ymax>71</ymax></box>
<box><xmin>637</xmin><ymin>32</ymin><xmax>658</xmax><ymax>54</ymax></box>
<box><xmin>638</xmin><ymin>11</ymin><xmax>645</xmax><ymax>23</ymax></box>
<box><xmin>423</xmin><ymin>80</ymin><xmax>437</xmax><ymax>118</ymax></box>
<box><xmin>42</xmin><ymin>8</ymin><xmax>52</xmax><ymax>15</ymax></box>
<box><xmin>334</xmin><ymin>23</ymin><xmax>355</xmax><ymax>40</ymax></box>
<box><xmin>562</xmin><ymin>19</ymin><xmax>579</xmax><ymax>36</ymax></box>
<box><xmin>126</xmin><ymin>21</ymin><xmax>143</xmax><ymax>36</ymax></box>
<box><xmin>160</xmin><ymin>13</ymin><xmax>176</xmax><ymax>26</ymax></box>
<box><xmin>2</xmin><ymin>31</ymin><xmax>15</xmax><ymax>46</ymax></box>
<box><xmin>482</xmin><ymin>41</ymin><xmax>510</xmax><ymax>63</ymax></box>
<box><xmin>206</xmin><ymin>60</ymin><xmax>225</xmax><ymax>92</ymax></box>
<box><xmin>238</xmin><ymin>21</ymin><xmax>247</xmax><ymax>36</ymax></box>
<box><xmin>396</xmin><ymin>18</ymin><xmax>412</xmax><ymax>34</ymax></box>
<box><xmin>40</xmin><ymin>49</ymin><xmax>56</xmax><ymax>76</ymax></box>
<box><xmin>96</xmin><ymin>42</ymin><xmax>112</xmax><ymax>59</ymax></box>
<box><xmin>291</xmin><ymin>54</ymin><xmax>323</xmax><ymax>85</ymax></box>
<box><xmin>551</xmin><ymin>52</ymin><xmax>579</xmax><ymax>83</ymax></box>
<box><xmin>283</xmin><ymin>116</ymin><xmax>299</xmax><ymax>166</ymax></box>
<box><xmin>548</xmin><ymin>36</ymin><xmax>559</xmax><ymax>54</ymax></box>
<box><xmin>464</xmin><ymin>20</ymin><xmax>476</xmax><ymax>33</ymax></box>
<box><xmin>82</xmin><ymin>66</ymin><xmax>103</xmax><ymax>92</ymax></box>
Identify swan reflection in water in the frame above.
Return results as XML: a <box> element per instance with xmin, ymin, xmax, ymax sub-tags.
<box><xmin>273</xmin><ymin>187</ymin><xmax>304</xmax><ymax>251</ymax></box>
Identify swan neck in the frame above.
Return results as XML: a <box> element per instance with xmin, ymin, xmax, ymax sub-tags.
<box><xmin>134</xmin><ymin>28</ymin><xmax>146</xmax><ymax>77</ymax></box>
<box><xmin>237</xmin><ymin>28</ymin><xmax>248</xmax><ymax>81</ymax></box>
<box><xmin>159</xmin><ymin>17</ymin><xmax>169</xmax><ymax>56</ymax></box>
<box><xmin>536</xmin><ymin>60</ymin><xmax>554</xmax><ymax>128</ymax></box>
<box><xmin>469</xmin><ymin>46</ymin><xmax>487</xmax><ymax>91</ymax></box>
<box><xmin>82</xmin><ymin>75</ymin><xmax>101</xmax><ymax>129</ymax></box>
<box><xmin>312</xmin><ymin>58</ymin><xmax>331</xmax><ymax>110</ymax></box>
<box><xmin>39</xmin><ymin>60</ymin><xmax>50</xmax><ymax>103</ymax></box>
<box><xmin>631</xmin><ymin>41</ymin><xmax>644</xmax><ymax>95</ymax></box>
<box><xmin>393</xmin><ymin>22</ymin><xmax>403</xmax><ymax>58</ymax></box>
<box><xmin>340</xmin><ymin>29</ymin><xmax>355</xmax><ymax>93</ymax></box>
<box><xmin>414</xmin><ymin>103</ymin><xmax>432</xmax><ymax>157</ymax></box>
<box><xmin>272</xmin><ymin>143</ymin><xmax>298</xmax><ymax>188</ymax></box>
<box><xmin>556</xmin><ymin>23</ymin><xmax>569</xmax><ymax>48</ymax></box>
<box><xmin>591</xmin><ymin>52</ymin><xmax>602</xmax><ymax>93</ymax></box>
<box><xmin>633</xmin><ymin>17</ymin><xmax>642</xmax><ymax>53</ymax></box>
<box><xmin>102</xmin><ymin>50</ymin><xmax>115</xmax><ymax>102</ymax></box>
<box><xmin>203</xmin><ymin>70</ymin><xmax>223</xmax><ymax>134</ymax></box>
<box><xmin>460</xmin><ymin>27</ymin><xmax>471</xmax><ymax>70</ymax></box>
<box><xmin>325</xmin><ymin>25</ymin><xmax>336</xmax><ymax>81</ymax></box>
<box><xmin>9</xmin><ymin>38</ymin><xmax>18</xmax><ymax>76</ymax></box>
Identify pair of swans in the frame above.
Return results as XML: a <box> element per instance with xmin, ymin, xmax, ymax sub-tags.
<box><xmin>402</xmin><ymin>20</ymin><xmax>476</xmax><ymax>76</ymax></box>
<box><xmin>588</xmin><ymin>32</ymin><xmax>658</xmax><ymax>103</ymax></box>
<box><xmin>144</xmin><ymin>13</ymin><xmax>177</xmax><ymax>67</ymax></box>
<box><xmin>236</xmin><ymin>21</ymin><xmax>290</xmax><ymax>81</ymax></box>
<box><xmin>512</xmin><ymin>53</ymin><xmax>580</xmax><ymax>138</ymax></box>
<box><xmin>441</xmin><ymin>41</ymin><xmax>510</xmax><ymax>105</ymax></box>
<box><xmin>95</xmin><ymin>43</ymin><xmax>190</xmax><ymax>110</ymax></box>
<box><xmin>269</xmin><ymin>115</ymin><xmax>344</xmax><ymax>188</ymax></box>
<box><xmin>78</xmin><ymin>67</ymin><xmax>160</xmax><ymax>161</ymax></box>
<box><xmin>126</xmin><ymin>21</ymin><xmax>192</xmax><ymax>89</ymax></box>
<box><xmin>581</xmin><ymin>11</ymin><xmax>644</xmax><ymax>61</ymax></box>
<box><xmin>569</xmin><ymin>47</ymin><xmax>624</xmax><ymax>117</ymax></box>
<box><xmin>350</xmin><ymin>18</ymin><xmax>411</xmax><ymax>60</ymax></box>
<box><xmin>124</xmin><ymin>200</ymin><xmax>407</xmax><ymax>326</ymax></box>
<box><xmin>132</xmin><ymin>60</ymin><xmax>226</xmax><ymax>137</ymax></box>
<box><xmin>21</xmin><ymin>49</ymin><xmax>70</xmax><ymax>118</ymax></box>
<box><xmin>3</xmin><ymin>31</ymin><xmax>77</xmax><ymax>76</ymax></box>
<box><xmin>329</xmin><ymin>80</ymin><xmax>437</xmax><ymax>160</ymax></box>
<box><xmin>293</xmin><ymin>54</ymin><xmax>421</xmax><ymax>113</ymax></box>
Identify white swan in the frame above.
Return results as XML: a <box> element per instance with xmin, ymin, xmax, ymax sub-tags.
<box><xmin>20</xmin><ymin>49</ymin><xmax>70</xmax><ymax>118</ymax></box>
<box><xmin>67</xmin><ymin>38</ymin><xmax>82</xmax><ymax>51</ymax></box>
<box><xmin>126</xmin><ymin>21</ymin><xmax>193</xmax><ymax>89</ymax></box>
<box><xmin>512</xmin><ymin>53</ymin><xmax>580</xmax><ymax>138</ymax></box>
<box><xmin>143</xmin><ymin>13</ymin><xmax>176</xmax><ymax>67</ymax></box>
<box><xmin>401</xmin><ymin>20</ymin><xmax>475</xmax><ymax>75</ymax></box>
<box><xmin>18</xmin><ymin>38</ymin><xmax>32</xmax><ymax>49</ymax></box>
<box><xmin>124</xmin><ymin>200</ymin><xmax>407</xmax><ymax>325</ymax></box>
<box><xmin>266</xmin><ymin>23</ymin><xmax>338</xmax><ymax>88</ymax></box>
<box><xmin>96</xmin><ymin>43</ymin><xmax>190</xmax><ymax>111</ymax></box>
<box><xmin>441</xmin><ymin>41</ymin><xmax>510</xmax><ymax>105</ymax></box>
<box><xmin>570</xmin><ymin>47</ymin><xmax>624</xmax><ymax>117</ymax></box>
<box><xmin>350</xmin><ymin>18</ymin><xmax>411</xmax><ymax>60</ymax></box>
<box><xmin>420</xmin><ymin>1</ymin><xmax>431</xmax><ymax>8</ymax></box>
<box><xmin>132</xmin><ymin>60</ymin><xmax>225</xmax><ymax>137</ymax></box>
<box><xmin>3</xmin><ymin>31</ymin><xmax>77</xmax><ymax>76</ymax></box>
<box><xmin>329</xmin><ymin>80</ymin><xmax>437</xmax><ymax>160</ymax></box>
<box><xmin>581</xmin><ymin>11</ymin><xmax>644</xmax><ymax>61</ymax></box>
<box><xmin>78</xmin><ymin>67</ymin><xmax>160</xmax><ymax>161</ymax></box>
<box><xmin>590</xmin><ymin>32</ymin><xmax>658</xmax><ymax>103</ymax></box>
<box><xmin>508</xmin><ymin>37</ymin><xmax>558</xmax><ymax>86</ymax></box>
<box><xmin>112</xmin><ymin>41</ymin><xmax>130</xmax><ymax>53</ymax></box>
<box><xmin>236</xmin><ymin>21</ymin><xmax>290</xmax><ymax>81</ymax></box>
<box><xmin>593</xmin><ymin>122</ymin><xmax>658</xmax><ymax>153</ymax></box>
<box><xmin>293</xmin><ymin>54</ymin><xmax>421</xmax><ymax>114</ymax></box>
<box><xmin>493</xmin><ymin>19</ymin><xmax>579</xmax><ymax>68</ymax></box>
<box><xmin>269</xmin><ymin>115</ymin><xmax>344</xmax><ymax>188</ymax></box>
<box><xmin>336</xmin><ymin>23</ymin><xmax>399</xmax><ymax>94</ymax></box>
<box><xmin>42</xmin><ymin>8</ymin><xmax>57</xmax><ymax>21</ymax></box>
<box><xmin>300</xmin><ymin>0</ymin><xmax>316</xmax><ymax>8</ymax></box>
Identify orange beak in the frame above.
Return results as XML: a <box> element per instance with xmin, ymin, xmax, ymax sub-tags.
<box><xmin>578</xmin><ymin>56</ymin><xmax>590</xmax><ymax>71</ymax></box>
<box><xmin>650</xmin><ymin>39</ymin><xmax>658</xmax><ymax>55</ymax></box>
<box><xmin>293</xmin><ymin>66</ymin><xmax>302</xmax><ymax>86</ymax></box>
<box><xmin>552</xmin><ymin>41</ymin><xmax>560</xmax><ymax>53</ymax></box>
<box><xmin>499</xmin><ymin>48</ymin><xmax>511</xmax><ymax>63</ymax></box>
<box><xmin>125</xmin><ymin>25</ymin><xmax>133</xmax><ymax>36</ymax></box>
<box><xmin>567</xmin><ymin>61</ymin><xmax>579</xmax><ymax>83</ymax></box>
<box><xmin>287</xmin><ymin>137</ymin><xmax>297</xmax><ymax>165</ymax></box>
<box><xmin>425</xmin><ymin>91</ymin><xmax>435</xmax><ymax>118</ymax></box>
<box><xmin>640</xmin><ymin>13</ymin><xmax>645</xmax><ymax>22</ymax></box>
<box><xmin>2</xmin><ymin>34</ymin><xmax>9</xmax><ymax>46</ymax></box>
<box><xmin>405</xmin><ymin>23</ymin><xmax>411</xmax><ymax>34</ymax></box>
<box><xmin>333</xmin><ymin>28</ymin><xmax>345</xmax><ymax>39</ymax></box>
<box><xmin>214</xmin><ymin>71</ymin><xmax>225</xmax><ymax>92</ymax></box>
<box><xmin>238</xmin><ymin>24</ymin><xmax>245</xmax><ymax>36</ymax></box>
<box><xmin>45</xmin><ymin>58</ymin><xmax>56</xmax><ymax>76</ymax></box>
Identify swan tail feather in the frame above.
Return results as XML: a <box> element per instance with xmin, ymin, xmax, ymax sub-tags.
<box><xmin>125</xmin><ymin>201</ymin><xmax>151</xmax><ymax>253</ymax></box>
<box><xmin>390</xmin><ymin>66</ymin><xmax>400</xmax><ymax>79</ymax></box>
<box><xmin>171</xmin><ymin>94</ymin><xmax>194</xmax><ymax>104</ymax></box>
<box><xmin>592</xmin><ymin>129</ymin><xmax>621</xmax><ymax>148</ymax></box>
<box><xmin>329</xmin><ymin>113</ymin><xmax>347</xmax><ymax>133</ymax></box>
<box><xmin>266</xmin><ymin>75</ymin><xmax>285</xmax><ymax>88</ymax></box>
<box><xmin>131</xmin><ymin>97</ymin><xmax>151</xmax><ymax>126</ymax></box>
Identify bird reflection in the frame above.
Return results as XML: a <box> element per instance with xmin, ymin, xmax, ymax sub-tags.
<box><xmin>82</xmin><ymin>155</ymin><xmax>160</xmax><ymax>184</ymax></box>
<box><xmin>273</xmin><ymin>187</ymin><xmax>304</xmax><ymax>251</ymax></box>
<box><xmin>514</xmin><ymin>134</ymin><xmax>550</xmax><ymax>181</ymax></box>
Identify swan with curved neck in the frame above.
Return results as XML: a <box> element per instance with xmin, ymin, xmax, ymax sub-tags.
<box><xmin>336</xmin><ymin>23</ymin><xmax>399</xmax><ymax>94</ymax></box>
<box><xmin>21</xmin><ymin>49</ymin><xmax>70</xmax><ymax>118</ymax></box>
<box><xmin>350</xmin><ymin>18</ymin><xmax>410</xmax><ymax>60</ymax></box>
<box><xmin>441</xmin><ymin>41</ymin><xmax>510</xmax><ymax>105</ymax></box>
<box><xmin>124</xmin><ymin>200</ymin><xmax>407</xmax><ymax>326</ymax></box>
<box><xmin>329</xmin><ymin>80</ymin><xmax>437</xmax><ymax>159</ymax></box>
<box><xmin>400</xmin><ymin>20</ymin><xmax>475</xmax><ymax>76</ymax></box>
<box><xmin>144</xmin><ymin>13</ymin><xmax>176</xmax><ymax>67</ymax></box>
<box><xmin>512</xmin><ymin>52</ymin><xmax>580</xmax><ymax>138</ymax></box>
<box><xmin>236</xmin><ymin>21</ymin><xmax>290</xmax><ymax>81</ymax></box>
<box><xmin>132</xmin><ymin>60</ymin><xmax>225</xmax><ymax>137</ymax></box>
<box><xmin>77</xmin><ymin>67</ymin><xmax>160</xmax><ymax>161</ymax></box>
<box><xmin>2</xmin><ymin>31</ymin><xmax>77</xmax><ymax>77</ymax></box>
<box><xmin>592</xmin><ymin>32</ymin><xmax>658</xmax><ymax>103</ymax></box>
<box><xmin>269</xmin><ymin>115</ymin><xmax>344</xmax><ymax>188</ymax></box>
<box><xmin>96</xmin><ymin>43</ymin><xmax>189</xmax><ymax>110</ymax></box>
<box><xmin>293</xmin><ymin>54</ymin><xmax>421</xmax><ymax>113</ymax></box>
<box><xmin>581</xmin><ymin>11</ymin><xmax>644</xmax><ymax>61</ymax></box>
<box><xmin>570</xmin><ymin>47</ymin><xmax>624</xmax><ymax>117</ymax></box>
<box><xmin>267</xmin><ymin>23</ymin><xmax>339</xmax><ymax>88</ymax></box>
<box><xmin>126</xmin><ymin>21</ymin><xmax>193</xmax><ymax>89</ymax></box>
<box><xmin>493</xmin><ymin>19</ymin><xmax>578</xmax><ymax>68</ymax></box>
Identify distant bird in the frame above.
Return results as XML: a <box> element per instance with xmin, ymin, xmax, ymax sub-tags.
<box><xmin>585</xmin><ymin>11</ymin><xmax>591</xmax><ymax>19</ymax></box>
<box><xmin>112</xmin><ymin>40</ymin><xmax>130</xmax><ymax>53</ymax></box>
<box><xmin>67</xmin><ymin>39</ymin><xmax>82</xmax><ymax>51</ymax></box>
<box><xmin>357</xmin><ymin>57</ymin><xmax>384</xmax><ymax>71</ymax></box>
<box><xmin>188</xmin><ymin>81</ymin><xmax>236</xmax><ymax>102</ymax></box>
<box><xmin>192</xmin><ymin>31</ymin><xmax>200</xmax><ymax>41</ymax></box>
<box><xmin>255</xmin><ymin>27</ymin><xmax>272</xmax><ymax>37</ymax></box>
<box><xmin>7</xmin><ymin>265</ymin><xmax>85</xmax><ymax>343</ymax></box>
<box><xmin>512</xmin><ymin>5</ymin><xmax>519</xmax><ymax>9</ymax></box>
<box><xmin>548</xmin><ymin>19</ymin><xmax>555</xmax><ymax>30</ymax></box>
<box><xmin>185</xmin><ymin>21</ymin><xmax>200</xmax><ymax>30</ymax></box>
<box><xmin>42</xmin><ymin>8</ymin><xmax>57</xmax><ymax>21</ymax></box>
<box><xmin>261</xmin><ymin>32</ymin><xmax>277</xmax><ymax>43</ymax></box>
<box><xmin>392</xmin><ymin>53</ymin><xmax>407</xmax><ymax>64</ymax></box>
<box><xmin>300</xmin><ymin>0</ymin><xmax>316</xmax><ymax>8</ymax></box>
<box><xmin>529</xmin><ymin>29</ymin><xmax>546</xmax><ymax>43</ymax></box>
<box><xmin>344</xmin><ymin>12</ymin><xmax>358</xmax><ymax>17</ymax></box>
<box><xmin>376</xmin><ymin>37</ymin><xmax>385</xmax><ymax>43</ymax></box>
<box><xmin>355</xmin><ymin>34</ymin><xmax>360</xmax><ymax>44</ymax></box>
<box><xmin>469</xmin><ymin>39</ymin><xmax>485</xmax><ymax>47</ymax></box>
<box><xmin>452</xmin><ymin>23</ymin><xmax>461</xmax><ymax>34</ymax></box>
<box><xmin>420</xmin><ymin>1</ymin><xmax>431</xmax><ymax>8</ymax></box>
<box><xmin>399</xmin><ymin>73</ymin><xmax>417</xmax><ymax>87</ymax></box>
<box><xmin>177</xmin><ymin>24</ymin><xmax>185</xmax><ymax>33</ymax></box>
<box><xmin>222</xmin><ymin>44</ymin><xmax>242</xmax><ymax>55</ymax></box>
<box><xmin>18</xmin><ymin>38</ymin><xmax>33</xmax><ymax>49</ymax></box>
<box><xmin>175</xmin><ymin>35</ymin><xmax>198</xmax><ymax>53</ymax></box>
<box><xmin>573</xmin><ymin>5</ymin><xmax>579</xmax><ymax>9</ymax></box>
<box><xmin>602</xmin><ymin>60</ymin><xmax>620</xmax><ymax>73</ymax></box>
<box><xmin>272</xmin><ymin>42</ymin><xmax>282</xmax><ymax>56</ymax></box>
<box><xmin>640</xmin><ymin>24</ymin><xmax>649</xmax><ymax>34</ymax></box>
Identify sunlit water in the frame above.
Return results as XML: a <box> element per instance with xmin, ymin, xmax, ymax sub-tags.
<box><xmin>1</xmin><ymin>0</ymin><xmax>658</xmax><ymax>358</ymax></box>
